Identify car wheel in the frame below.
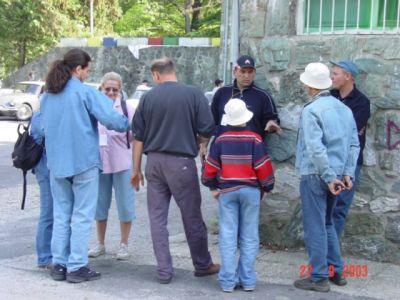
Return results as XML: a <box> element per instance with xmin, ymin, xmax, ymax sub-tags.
<box><xmin>16</xmin><ymin>103</ymin><xmax>33</xmax><ymax>121</ymax></box>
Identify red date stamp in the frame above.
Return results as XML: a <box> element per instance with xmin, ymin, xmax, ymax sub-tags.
<box><xmin>299</xmin><ymin>264</ymin><xmax>368</xmax><ymax>278</ymax></box>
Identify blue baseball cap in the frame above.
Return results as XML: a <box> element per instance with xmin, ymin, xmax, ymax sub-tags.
<box><xmin>330</xmin><ymin>60</ymin><xmax>359</xmax><ymax>78</ymax></box>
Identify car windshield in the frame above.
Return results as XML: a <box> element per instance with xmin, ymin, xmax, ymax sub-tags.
<box><xmin>14</xmin><ymin>83</ymin><xmax>41</xmax><ymax>95</ymax></box>
<box><xmin>130</xmin><ymin>89</ymin><xmax>147</xmax><ymax>100</ymax></box>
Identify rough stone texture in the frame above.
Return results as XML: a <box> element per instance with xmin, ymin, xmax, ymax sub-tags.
<box><xmin>240</xmin><ymin>11</ymin><xmax>266</xmax><ymax>38</ymax></box>
<box><xmin>343</xmin><ymin>213</ymin><xmax>384</xmax><ymax>237</ymax></box>
<box><xmin>385</xmin><ymin>216</ymin><xmax>400</xmax><ymax>244</ymax></box>
<box><xmin>261</xmin><ymin>38</ymin><xmax>291</xmax><ymax>71</ymax></box>
<box><xmin>370</xmin><ymin>196</ymin><xmax>400</xmax><ymax>214</ymax></box>
<box><xmin>264</xmin><ymin>130</ymin><xmax>297</xmax><ymax>162</ymax></box>
<box><xmin>234</xmin><ymin>1</ymin><xmax>400</xmax><ymax>264</ymax></box>
<box><xmin>3</xmin><ymin>46</ymin><xmax>220</xmax><ymax>95</ymax></box>
<box><xmin>342</xmin><ymin>236</ymin><xmax>400</xmax><ymax>263</ymax></box>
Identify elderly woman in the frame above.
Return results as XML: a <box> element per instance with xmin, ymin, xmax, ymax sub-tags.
<box><xmin>89</xmin><ymin>72</ymin><xmax>136</xmax><ymax>260</ymax></box>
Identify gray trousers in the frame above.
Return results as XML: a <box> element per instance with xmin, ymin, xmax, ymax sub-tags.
<box><xmin>145</xmin><ymin>152</ymin><xmax>213</xmax><ymax>279</ymax></box>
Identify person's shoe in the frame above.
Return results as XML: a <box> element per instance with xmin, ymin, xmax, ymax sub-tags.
<box><xmin>38</xmin><ymin>263</ymin><xmax>52</xmax><ymax>270</ymax></box>
<box><xmin>88</xmin><ymin>243</ymin><xmax>105</xmax><ymax>258</ymax></box>
<box><xmin>194</xmin><ymin>263</ymin><xmax>220</xmax><ymax>277</ymax></box>
<box><xmin>157</xmin><ymin>276</ymin><xmax>173</xmax><ymax>284</ymax></box>
<box><xmin>66</xmin><ymin>266</ymin><xmax>101</xmax><ymax>283</ymax></box>
<box><xmin>329</xmin><ymin>272</ymin><xmax>347</xmax><ymax>286</ymax></box>
<box><xmin>294</xmin><ymin>277</ymin><xmax>330</xmax><ymax>292</ymax></box>
<box><xmin>243</xmin><ymin>286</ymin><xmax>255</xmax><ymax>292</ymax></box>
<box><xmin>222</xmin><ymin>287</ymin><xmax>234</xmax><ymax>293</ymax></box>
<box><xmin>51</xmin><ymin>264</ymin><xmax>66</xmax><ymax>281</ymax></box>
<box><xmin>116</xmin><ymin>243</ymin><xmax>130</xmax><ymax>260</ymax></box>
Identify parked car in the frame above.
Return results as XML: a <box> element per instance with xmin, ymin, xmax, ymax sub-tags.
<box><xmin>0</xmin><ymin>81</ymin><xmax>45</xmax><ymax>120</ymax></box>
<box><xmin>0</xmin><ymin>88</ymin><xmax>14</xmax><ymax>96</ymax></box>
<box><xmin>126</xmin><ymin>87</ymin><xmax>151</xmax><ymax>108</ymax></box>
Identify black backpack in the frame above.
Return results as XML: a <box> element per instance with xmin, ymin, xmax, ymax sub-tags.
<box><xmin>120</xmin><ymin>93</ymin><xmax>130</xmax><ymax>149</ymax></box>
<box><xmin>11</xmin><ymin>122</ymin><xmax>44</xmax><ymax>210</ymax></box>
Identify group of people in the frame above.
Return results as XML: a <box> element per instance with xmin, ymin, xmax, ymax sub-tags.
<box><xmin>30</xmin><ymin>48</ymin><xmax>370</xmax><ymax>293</ymax></box>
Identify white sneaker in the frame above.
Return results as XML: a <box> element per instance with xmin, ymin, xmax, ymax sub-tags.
<box><xmin>88</xmin><ymin>243</ymin><xmax>105</xmax><ymax>258</ymax></box>
<box><xmin>116</xmin><ymin>243</ymin><xmax>130</xmax><ymax>260</ymax></box>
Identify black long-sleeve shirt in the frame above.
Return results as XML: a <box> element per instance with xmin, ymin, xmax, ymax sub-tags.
<box><xmin>331</xmin><ymin>87</ymin><xmax>371</xmax><ymax>165</ymax></box>
<box><xmin>211</xmin><ymin>80</ymin><xmax>279</xmax><ymax>139</ymax></box>
<box><xmin>132</xmin><ymin>81</ymin><xmax>215</xmax><ymax>158</ymax></box>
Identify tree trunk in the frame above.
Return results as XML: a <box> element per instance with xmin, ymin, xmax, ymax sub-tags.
<box><xmin>190</xmin><ymin>0</ymin><xmax>201</xmax><ymax>31</ymax></box>
<box><xmin>184</xmin><ymin>0</ymin><xmax>191</xmax><ymax>33</ymax></box>
<box><xmin>18</xmin><ymin>41</ymin><xmax>26</xmax><ymax>68</ymax></box>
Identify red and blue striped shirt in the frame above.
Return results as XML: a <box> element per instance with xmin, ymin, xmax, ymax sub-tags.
<box><xmin>202</xmin><ymin>127</ymin><xmax>275</xmax><ymax>193</ymax></box>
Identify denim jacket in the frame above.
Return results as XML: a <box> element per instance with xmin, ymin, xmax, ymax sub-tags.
<box><xmin>295</xmin><ymin>91</ymin><xmax>360</xmax><ymax>184</ymax></box>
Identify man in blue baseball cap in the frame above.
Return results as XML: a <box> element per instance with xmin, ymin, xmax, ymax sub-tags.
<box><xmin>329</xmin><ymin>60</ymin><xmax>370</xmax><ymax>284</ymax></box>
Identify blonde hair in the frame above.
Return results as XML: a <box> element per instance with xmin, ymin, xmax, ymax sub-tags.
<box><xmin>100</xmin><ymin>72</ymin><xmax>123</xmax><ymax>89</ymax></box>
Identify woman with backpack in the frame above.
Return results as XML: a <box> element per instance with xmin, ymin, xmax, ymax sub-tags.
<box><xmin>88</xmin><ymin>72</ymin><xmax>136</xmax><ymax>260</ymax></box>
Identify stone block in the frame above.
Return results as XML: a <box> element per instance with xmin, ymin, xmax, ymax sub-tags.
<box><xmin>277</xmin><ymin>71</ymin><xmax>308</xmax><ymax>105</ymax></box>
<box><xmin>385</xmin><ymin>216</ymin><xmax>400</xmax><ymax>244</ymax></box>
<box><xmin>59</xmin><ymin>38</ymin><xmax>88</xmax><ymax>47</ymax></box>
<box><xmin>342</xmin><ymin>236</ymin><xmax>399</xmax><ymax>263</ymax></box>
<box><xmin>357</xmin><ymin>74</ymin><xmax>384</xmax><ymax>98</ymax></box>
<box><xmin>278</xmin><ymin>103</ymin><xmax>302</xmax><ymax>131</ymax></box>
<box><xmin>178</xmin><ymin>38</ymin><xmax>210</xmax><ymax>46</ymax></box>
<box><xmin>148</xmin><ymin>37</ymin><xmax>162</xmax><ymax>45</ymax></box>
<box><xmin>281</xmin><ymin>204</ymin><xmax>304</xmax><ymax>248</ymax></box>
<box><xmin>363</xmin><ymin>135</ymin><xmax>377</xmax><ymax>166</ymax></box>
<box><xmin>261</xmin><ymin>38</ymin><xmax>291</xmax><ymax>71</ymax></box>
<box><xmin>294</xmin><ymin>40</ymin><xmax>331</xmax><ymax>68</ymax></box>
<box><xmin>87</xmin><ymin>37</ymin><xmax>102</xmax><ymax>47</ymax></box>
<box><xmin>330</xmin><ymin>36</ymin><xmax>362</xmax><ymax>59</ymax></box>
<box><xmin>240</xmin><ymin>11</ymin><xmax>266</xmax><ymax>38</ymax></box>
<box><xmin>265</xmin><ymin>0</ymin><xmax>289</xmax><ymax>36</ymax></box>
<box><xmin>211</xmin><ymin>38</ymin><xmax>220</xmax><ymax>46</ymax></box>
<box><xmin>343</xmin><ymin>213</ymin><xmax>384</xmax><ymax>237</ymax></box>
<box><xmin>116</xmin><ymin>38</ymin><xmax>148</xmax><ymax>46</ymax></box>
<box><xmin>264</xmin><ymin>130</ymin><xmax>297</xmax><ymax>162</ymax></box>
<box><xmin>370</xmin><ymin>196</ymin><xmax>400</xmax><ymax>213</ymax></box>
<box><xmin>375</xmin><ymin>96</ymin><xmax>400</xmax><ymax>110</ymax></box>
<box><xmin>374</xmin><ymin>111</ymin><xmax>400</xmax><ymax>150</ymax></box>
<box><xmin>355</xmin><ymin>58</ymin><xmax>387</xmax><ymax>75</ymax></box>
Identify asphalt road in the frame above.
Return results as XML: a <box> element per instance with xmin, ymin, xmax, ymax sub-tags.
<box><xmin>0</xmin><ymin>119</ymin><xmax>385</xmax><ymax>299</ymax></box>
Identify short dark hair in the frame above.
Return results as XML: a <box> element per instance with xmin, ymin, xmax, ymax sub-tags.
<box><xmin>46</xmin><ymin>49</ymin><xmax>91</xmax><ymax>93</ymax></box>
<box><xmin>214</xmin><ymin>79</ymin><xmax>223</xmax><ymax>86</ymax></box>
<box><xmin>150</xmin><ymin>57</ymin><xmax>175</xmax><ymax>74</ymax></box>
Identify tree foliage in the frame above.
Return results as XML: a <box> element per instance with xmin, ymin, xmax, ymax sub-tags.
<box><xmin>0</xmin><ymin>0</ymin><xmax>221</xmax><ymax>78</ymax></box>
<box><xmin>114</xmin><ymin>0</ymin><xmax>221</xmax><ymax>37</ymax></box>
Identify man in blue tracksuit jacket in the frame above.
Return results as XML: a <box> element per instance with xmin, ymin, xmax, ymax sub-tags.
<box><xmin>211</xmin><ymin>55</ymin><xmax>281</xmax><ymax>139</ymax></box>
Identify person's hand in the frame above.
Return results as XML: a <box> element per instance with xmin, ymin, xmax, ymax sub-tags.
<box><xmin>211</xmin><ymin>189</ymin><xmax>220</xmax><ymax>200</ymax></box>
<box><xmin>265</xmin><ymin>120</ymin><xmax>283</xmax><ymax>135</ymax></box>
<box><xmin>343</xmin><ymin>175</ymin><xmax>353</xmax><ymax>190</ymax></box>
<box><xmin>358</xmin><ymin>127</ymin><xmax>366</xmax><ymax>136</ymax></box>
<box><xmin>261</xmin><ymin>191</ymin><xmax>268</xmax><ymax>201</ymax></box>
<box><xmin>131</xmin><ymin>170</ymin><xmax>144</xmax><ymax>191</ymax></box>
<box><xmin>199</xmin><ymin>143</ymin><xmax>207</xmax><ymax>164</ymax></box>
<box><xmin>328</xmin><ymin>179</ymin><xmax>346</xmax><ymax>195</ymax></box>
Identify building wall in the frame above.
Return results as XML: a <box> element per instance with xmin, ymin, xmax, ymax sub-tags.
<box><xmin>238</xmin><ymin>0</ymin><xmax>400</xmax><ymax>263</ymax></box>
<box><xmin>3</xmin><ymin>46</ymin><xmax>220</xmax><ymax>95</ymax></box>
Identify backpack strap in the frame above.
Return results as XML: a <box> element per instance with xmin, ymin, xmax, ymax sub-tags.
<box><xmin>21</xmin><ymin>170</ymin><xmax>27</xmax><ymax>210</ymax></box>
<box><xmin>120</xmin><ymin>97</ymin><xmax>131</xmax><ymax>149</ymax></box>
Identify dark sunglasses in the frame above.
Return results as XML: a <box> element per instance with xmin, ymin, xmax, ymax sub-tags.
<box><xmin>104</xmin><ymin>87</ymin><xmax>119</xmax><ymax>93</ymax></box>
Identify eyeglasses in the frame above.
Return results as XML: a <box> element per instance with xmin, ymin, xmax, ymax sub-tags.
<box><xmin>104</xmin><ymin>87</ymin><xmax>119</xmax><ymax>93</ymax></box>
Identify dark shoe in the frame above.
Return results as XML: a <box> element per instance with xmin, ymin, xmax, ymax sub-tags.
<box><xmin>157</xmin><ymin>276</ymin><xmax>172</xmax><ymax>284</ymax></box>
<box><xmin>329</xmin><ymin>272</ymin><xmax>347</xmax><ymax>286</ymax></box>
<box><xmin>66</xmin><ymin>266</ymin><xmax>101</xmax><ymax>283</ymax></box>
<box><xmin>194</xmin><ymin>263</ymin><xmax>220</xmax><ymax>277</ymax></box>
<box><xmin>51</xmin><ymin>264</ymin><xmax>66</xmax><ymax>281</ymax></box>
<box><xmin>294</xmin><ymin>277</ymin><xmax>330</xmax><ymax>292</ymax></box>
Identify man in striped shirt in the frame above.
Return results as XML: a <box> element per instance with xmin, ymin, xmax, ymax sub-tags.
<box><xmin>202</xmin><ymin>98</ymin><xmax>275</xmax><ymax>293</ymax></box>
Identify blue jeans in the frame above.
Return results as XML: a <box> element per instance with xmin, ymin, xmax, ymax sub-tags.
<box><xmin>218</xmin><ymin>187</ymin><xmax>260</xmax><ymax>290</ymax></box>
<box><xmin>300</xmin><ymin>175</ymin><xmax>343</xmax><ymax>281</ymax></box>
<box><xmin>333</xmin><ymin>165</ymin><xmax>362</xmax><ymax>238</ymax></box>
<box><xmin>34</xmin><ymin>156</ymin><xmax>53</xmax><ymax>266</ymax></box>
<box><xmin>50</xmin><ymin>167</ymin><xmax>99</xmax><ymax>272</ymax></box>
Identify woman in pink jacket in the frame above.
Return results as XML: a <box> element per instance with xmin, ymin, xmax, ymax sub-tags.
<box><xmin>89</xmin><ymin>72</ymin><xmax>136</xmax><ymax>260</ymax></box>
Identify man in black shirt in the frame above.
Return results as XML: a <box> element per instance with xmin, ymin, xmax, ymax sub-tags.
<box><xmin>330</xmin><ymin>60</ymin><xmax>371</xmax><ymax>240</ymax></box>
<box><xmin>131</xmin><ymin>57</ymin><xmax>219</xmax><ymax>284</ymax></box>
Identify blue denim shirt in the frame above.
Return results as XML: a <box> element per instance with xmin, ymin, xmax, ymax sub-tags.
<box><xmin>40</xmin><ymin>77</ymin><xmax>129</xmax><ymax>178</ymax></box>
<box><xmin>30</xmin><ymin>111</ymin><xmax>48</xmax><ymax>176</ymax></box>
<box><xmin>295</xmin><ymin>91</ymin><xmax>360</xmax><ymax>184</ymax></box>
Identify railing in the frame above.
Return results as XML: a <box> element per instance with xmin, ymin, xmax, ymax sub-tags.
<box><xmin>298</xmin><ymin>0</ymin><xmax>400</xmax><ymax>35</ymax></box>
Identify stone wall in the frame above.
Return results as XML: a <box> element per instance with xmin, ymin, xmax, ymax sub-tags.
<box><xmin>238</xmin><ymin>0</ymin><xmax>400</xmax><ymax>263</ymax></box>
<box><xmin>3</xmin><ymin>46</ymin><xmax>220</xmax><ymax>95</ymax></box>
